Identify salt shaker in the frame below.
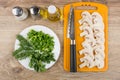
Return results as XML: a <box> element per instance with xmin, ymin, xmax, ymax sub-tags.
<box><xmin>12</xmin><ymin>6</ymin><xmax>29</xmax><ymax>21</ymax></box>
<box><xmin>30</xmin><ymin>6</ymin><xmax>41</xmax><ymax>20</ymax></box>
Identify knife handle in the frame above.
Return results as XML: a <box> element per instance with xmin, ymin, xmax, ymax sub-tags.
<box><xmin>70</xmin><ymin>44</ymin><xmax>77</xmax><ymax>72</ymax></box>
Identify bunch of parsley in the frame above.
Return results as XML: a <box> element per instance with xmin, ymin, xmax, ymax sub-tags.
<box><xmin>13</xmin><ymin>30</ymin><xmax>55</xmax><ymax>72</ymax></box>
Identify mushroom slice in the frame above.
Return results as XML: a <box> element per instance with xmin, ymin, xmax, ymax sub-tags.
<box><xmin>94</xmin><ymin>59</ymin><xmax>104</xmax><ymax>69</ymax></box>
<box><xmin>80</xmin><ymin>26</ymin><xmax>93</xmax><ymax>37</ymax></box>
<box><xmin>93</xmin><ymin>23</ymin><xmax>104</xmax><ymax>32</ymax></box>
<box><xmin>79</xmin><ymin>62</ymin><xmax>88</xmax><ymax>68</ymax></box>
<box><xmin>79</xmin><ymin>48</ymin><xmax>94</xmax><ymax>59</ymax></box>
<box><xmin>93</xmin><ymin>44</ymin><xmax>105</xmax><ymax>51</ymax></box>
<box><xmin>94</xmin><ymin>48</ymin><xmax>105</xmax><ymax>58</ymax></box>
<box><xmin>81</xmin><ymin>11</ymin><xmax>92</xmax><ymax>20</ymax></box>
<box><xmin>80</xmin><ymin>55</ymin><xmax>94</xmax><ymax>68</ymax></box>
<box><xmin>79</xmin><ymin>23</ymin><xmax>89</xmax><ymax>30</ymax></box>
<box><xmin>92</xmin><ymin>12</ymin><xmax>103</xmax><ymax>21</ymax></box>
<box><xmin>95</xmin><ymin>53</ymin><xmax>104</xmax><ymax>60</ymax></box>
<box><xmin>79</xmin><ymin>17</ymin><xmax>93</xmax><ymax>26</ymax></box>
<box><xmin>84</xmin><ymin>35</ymin><xmax>96</xmax><ymax>46</ymax></box>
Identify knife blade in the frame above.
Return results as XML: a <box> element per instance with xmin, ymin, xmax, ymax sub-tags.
<box><xmin>68</xmin><ymin>6</ymin><xmax>77</xmax><ymax>72</ymax></box>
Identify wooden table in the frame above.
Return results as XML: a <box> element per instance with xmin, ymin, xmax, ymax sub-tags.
<box><xmin>0</xmin><ymin>0</ymin><xmax>120</xmax><ymax>80</ymax></box>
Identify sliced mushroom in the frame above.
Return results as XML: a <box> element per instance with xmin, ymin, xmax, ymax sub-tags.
<box><xmin>80</xmin><ymin>55</ymin><xmax>95</xmax><ymax>68</ymax></box>
<box><xmin>79</xmin><ymin>17</ymin><xmax>93</xmax><ymax>26</ymax></box>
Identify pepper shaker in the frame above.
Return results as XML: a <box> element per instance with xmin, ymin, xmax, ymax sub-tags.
<box><xmin>30</xmin><ymin>6</ymin><xmax>41</xmax><ymax>20</ymax></box>
<box><xmin>12</xmin><ymin>6</ymin><xmax>29</xmax><ymax>21</ymax></box>
<box><xmin>30</xmin><ymin>6</ymin><xmax>46</xmax><ymax>20</ymax></box>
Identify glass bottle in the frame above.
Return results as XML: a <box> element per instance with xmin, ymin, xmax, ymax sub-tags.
<box><xmin>47</xmin><ymin>5</ymin><xmax>61</xmax><ymax>21</ymax></box>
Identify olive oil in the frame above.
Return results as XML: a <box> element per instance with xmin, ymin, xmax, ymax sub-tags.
<box><xmin>47</xmin><ymin>5</ymin><xmax>61</xmax><ymax>21</ymax></box>
<box><xmin>39</xmin><ymin>7</ymin><xmax>46</xmax><ymax>19</ymax></box>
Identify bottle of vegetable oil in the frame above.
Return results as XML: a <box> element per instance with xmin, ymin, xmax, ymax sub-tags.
<box><xmin>47</xmin><ymin>5</ymin><xmax>61</xmax><ymax>21</ymax></box>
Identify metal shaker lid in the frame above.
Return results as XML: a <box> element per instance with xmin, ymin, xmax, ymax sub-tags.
<box><xmin>12</xmin><ymin>6</ymin><xmax>23</xmax><ymax>16</ymax></box>
<box><xmin>30</xmin><ymin>6</ymin><xmax>39</xmax><ymax>15</ymax></box>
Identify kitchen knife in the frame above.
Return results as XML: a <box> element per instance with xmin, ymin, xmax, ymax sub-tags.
<box><xmin>68</xmin><ymin>6</ymin><xmax>77</xmax><ymax>72</ymax></box>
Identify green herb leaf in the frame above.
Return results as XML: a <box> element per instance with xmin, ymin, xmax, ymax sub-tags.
<box><xmin>13</xmin><ymin>30</ymin><xmax>55</xmax><ymax>72</ymax></box>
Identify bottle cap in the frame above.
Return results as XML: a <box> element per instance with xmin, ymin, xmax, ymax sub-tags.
<box><xmin>48</xmin><ymin>5</ymin><xmax>57</xmax><ymax>14</ymax></box>
<box><xmin>12</xmin><ymin>6</ymin><xmax>23</xmax><ymax>16</ymax></box>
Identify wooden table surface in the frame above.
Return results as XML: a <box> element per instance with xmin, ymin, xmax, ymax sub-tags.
<box><xmin>0</xmin><ymin>0</ymin><xmax>120</xmax><ymax>80</ymax></box>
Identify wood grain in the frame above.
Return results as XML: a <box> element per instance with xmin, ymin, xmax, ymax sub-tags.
<box><xmin>0</xmin><ymin>0</ymin><xmax>120</xmax><ymax>80</ymax></box>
